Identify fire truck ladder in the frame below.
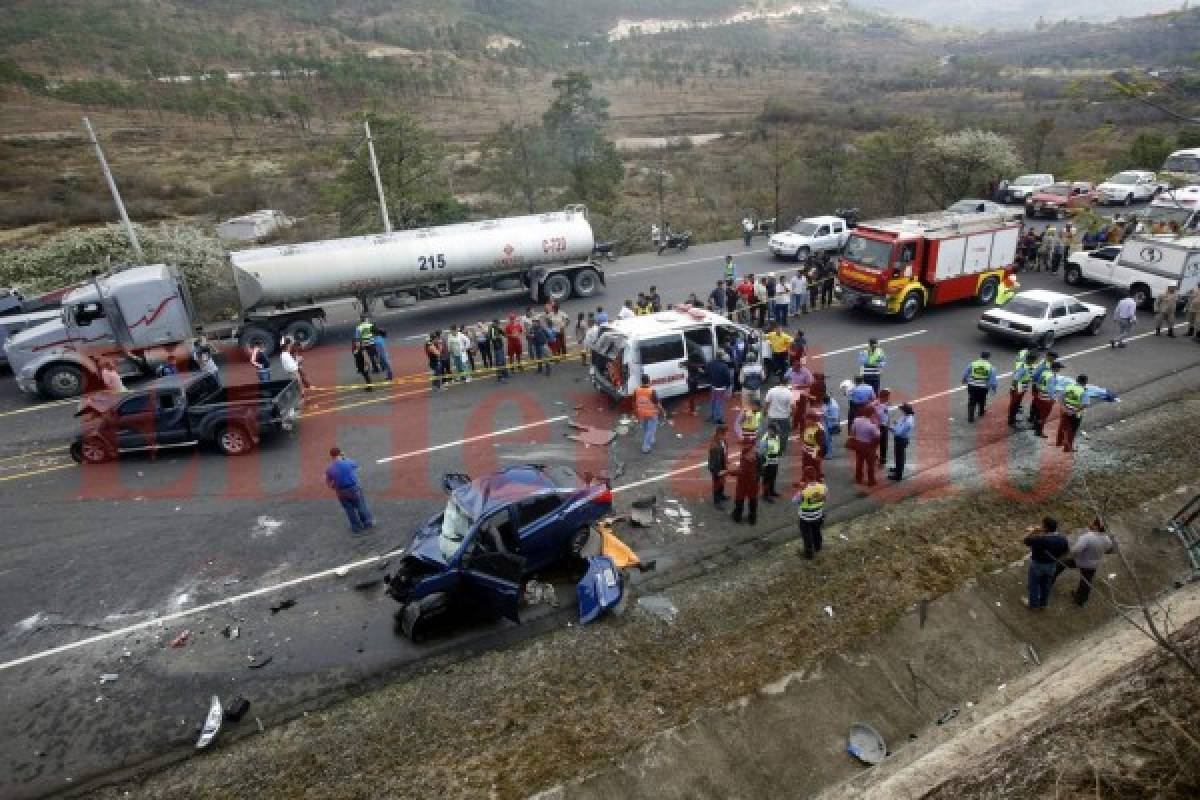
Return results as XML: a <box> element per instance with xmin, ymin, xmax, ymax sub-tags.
<box><xmin>1163</xmin><ymin>493</ymin><xmax>1200</xmax><ymax>576</ymax></box>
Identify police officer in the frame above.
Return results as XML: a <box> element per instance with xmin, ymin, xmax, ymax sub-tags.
<box><xmin>1031</xmin><ymin>361</ymin><xmax>1065</xmax><ymax>439</ymax></box>
<box><xmin>736</xmin><ymin>397</ymin><xmax>764</xmax><ymax>444</ymax></box>
<box><xmin>961</xmin><ymin>350</ymin><xmax>998</xmax><ymax>423</ymax></box>
<box><xmin>758</xmin><ymin>422</ymin><xmax>784</xmax><ymax>502</ymax></box>
<box><xmin>1028</xmin><ymin>350</ymin><xmax>1058</xmax><ymax>432</ymax></box>
<box><xmin>857</xmin><ymin>338</ymin><xmax>887</xmax><ymax>394</ymax></box>
<box><xmin>725</xmin><ymin>254</ymin><xmax>737</xmax><ymax>284</ymax></box>
<box><xmin>1008</xmin><ymin>349</ymin><xmax>1039</xmax><ymax>427</ymax></box>
<box><xmin>355</xmin><ymin>316</ymin><xmax>380</xmax><ymax>373</ymax></box>
<box><xmin>800</xmin><ymin>408</ymin><xmax>825</xmax><ymax>481</ymax></box>
<box><xmin>1056</xmin><ymin>375</ymin><xmax>1118</xmax><ymax>453</ymax></box>
<box><xmin>793</xmin><ymin>467</ymin><xmax>827</xmax><ymax>560</ymax></box>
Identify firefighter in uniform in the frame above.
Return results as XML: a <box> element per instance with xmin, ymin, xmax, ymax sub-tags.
<box><xmin>961</xmin><ymin>351</ymin><xmax>998</xmax><ymax>423</ymax></box>
<box><xmin>800</xmin><ymin>409</ymin><xmax>825</xmax><ymax>481</ymax></box>
<box><xmin>731</xmin><ymin>439</ymin><xmax>760</xmax><ymax>525</ymax></box>
<box><xmin>735</xmin><ymin>398</ymin><xmax>764</xmax><ymax>443</ymax></box>
<box><xmin>1028</xmin><ymin>350</ymin><xmax>1058</xmax><ymax>432</ymax></box>
<box><xmin>758</xmin><ymin>422</ymin><xmax>784</xmax><ymax>502</ymax></box>
<box><xmin>857</xmin><ymin>338</ymin><xmax>887</xmax><ymax>394</ymax></box>
<box><xmin>1008</xmin><ymin>349</ymin><xmax>1039</xmax><ymax>427</ymax></box>
<box><xmin>1031</xmin><ymin>361</ymin><xmax>1064</xmax><ymax>438</ymax></box>
<box><xmin>793</xmin><ymin>467</ymin><xmax>827</xmax><ymax>560</ymax></box>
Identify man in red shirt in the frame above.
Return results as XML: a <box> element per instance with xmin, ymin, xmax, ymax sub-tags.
<box><xmin>503</xmin><ymin>312</ymin><xmax>525</xmax><ymax>371</ymax></box>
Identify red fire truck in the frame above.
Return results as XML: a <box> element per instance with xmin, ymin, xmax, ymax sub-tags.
<box><xmin>837</xmin><ymin>212</ymin><xmax>1020</xmax><ymax>322</ymax></box>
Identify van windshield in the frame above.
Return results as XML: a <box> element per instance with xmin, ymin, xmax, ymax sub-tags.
<box><xmin>1164</xmin><ymin>155</ymin><xmax>1200</xmax><ymax>173</ymax></box>
<box><xmin>843</xmin><ymin>235</ymin><xmax>892</xmax><ymax>269</ymax></box>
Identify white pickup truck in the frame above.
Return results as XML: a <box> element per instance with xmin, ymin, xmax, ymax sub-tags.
<box><xmin>1065</xmin><ymin>236</ymin><xmax>1200</xmax><ymax>309</ymax></box>
<box><xmin>768</xmin><ymin>215</ymin><xmax>850</xmax><ymax>262</ymax></box>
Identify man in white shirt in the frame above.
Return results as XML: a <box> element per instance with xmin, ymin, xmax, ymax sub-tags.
<box><xmin>1110</xmin><ymin>292</ymin><xmax>1138</xmax><ymax>349</ymax></box>
<box><xmin>762</xmin><ymin>382</ymin><xmax>794</xmax><ymax>450</ymax></box>
<box><xmin>617</xmin><ymin>300</ymin><xmax>636</xmax><ymax>320</ymax></box>
<box><xmin>790</xmin><ymin>271</ymin><xmax>808</xmax><ymax>316</ymax></box>
<box><xmin>1067</xmin><ymin>519</ymin><xmax>1114</xmax><ymax>606</ymax></box>
<box><xmin>447</xmin><ymin>325</ymin><xmax>472</xmax><ymax>381</ymax></box>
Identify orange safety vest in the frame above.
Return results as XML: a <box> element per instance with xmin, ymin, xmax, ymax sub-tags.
<box><xmin>634</xmin><ymin>386</ymin><xmax>657</xmax><ymax>420</ymax></box>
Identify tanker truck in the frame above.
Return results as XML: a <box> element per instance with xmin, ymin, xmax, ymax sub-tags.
<box><xmin>4</xmin><ymin>207</ymin><xmax>603</xmax><ymax>399</ymax></box>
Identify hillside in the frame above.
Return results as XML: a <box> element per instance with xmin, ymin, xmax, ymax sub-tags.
<box><xmin>852</xmin><ymin>0</ymin><xmax>1185</xmax><ymax>30</ymax></box>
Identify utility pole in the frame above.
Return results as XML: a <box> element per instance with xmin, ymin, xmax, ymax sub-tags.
<box><xmin>364</xmin><ymin>118</ymin><xmax>393</xmax><ymax>233</ymax></box>
<box><xmin>83</xmin><ymin>116</ymin><xmax>144</xmax><ymax>263</ymax></box>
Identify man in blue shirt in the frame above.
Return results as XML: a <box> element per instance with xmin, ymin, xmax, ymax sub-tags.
<box><xmin>888</xmin><ymin>403</ymin><xmax>915</xmax><ymax>481</ymax></box>
<box><xmin>595</xmin><ymin>306</ymin><xmax>609</xmax><ymax>325</ymax></box>
<box><xmin>325</xmin><ymin>447</ymin><xmax>374</xmax><ymax>533</ymax></box>
<box><xmin>704</xmin><ymin>351</ymin><xmax>733</xmax><ymax>424</ymax></box>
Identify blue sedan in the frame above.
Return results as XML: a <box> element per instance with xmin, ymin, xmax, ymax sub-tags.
<box><xmin>385</xmin><ymin>465</ymin><xmax>613</xmax><ymax>640</ymax></box>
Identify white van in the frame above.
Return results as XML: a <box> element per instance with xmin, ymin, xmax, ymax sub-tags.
<box><xmin>589</xmin><ymin>306</ymin><xmax>763</xmax><ymax>401</ymax></box>
<box><xmin>1162</xmin><ymin>148</ymin><xmax>1200</xmax><ymax>188</ymax></box>
<box><xmin>1069</xmin><ymin>235</ymin><xmax>1200</xmax><ymax>309</ymax></box>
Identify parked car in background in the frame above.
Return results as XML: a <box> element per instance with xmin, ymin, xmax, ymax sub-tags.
<box><xmin>1063</xmin><ymin>245</ymin><xmax>1122</xmax><ymax>286</ymax></box>
<box><xmin>768</xmin><ymin>215</ymin><xmax>851</xmax><ymax>261</ymax></box>
<box><xmin>947</xmin><ymin>199</ymin><xmax>1004</xmax><ymax>214</ymax></box>
<box><xmin>384</xmin><ymin>465</ymin><xmax>613</xmax><ymax>640</ymax></box>
<box><xmin>1094</xmin><ymin>170</ymin><xmax>1164</xmax><ymax>206</ymax></box>
<box><xmin>978</xmin><ymin>289</ymin><xmax>1106</xmax><ymax>348</ymax></box>
<box><xmin>1161</xmin><ymin>148</ymin><xmax>1200</xmax><ymax>188</ymax></box>
<box><xmin>1025</xmin><ymin>182</ymin><xmax>1099</xmax><ymax>219</ymax></box>
<box><xmin>216</xmin><ymin>210</ymin><xmax>294</xmax><ymax>242</ymax></box>
<box><xmin>1142</xmin><ymin>186</ymin><xmax>1200</xmax><ymax>234</ymax></box>
<box><xmin>998</xmin><ymin>173</ymin><xmax>1054</xmax><ymax>203</ymax></box>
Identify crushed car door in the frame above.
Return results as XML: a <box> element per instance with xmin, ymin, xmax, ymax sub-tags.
<box><xmin>114</xmin><ymin>394</ymin><xmax>155</xmax><ymax>449</ymax></box>
<box><xmin>461</xmin><ymin>542</ymin><xmax>524</xmax><ymax>624</ymax></box>
<box><xmin>515</xmin><ymin>492</ymin><xmax>565</xmax><ymax>567</ymax></box>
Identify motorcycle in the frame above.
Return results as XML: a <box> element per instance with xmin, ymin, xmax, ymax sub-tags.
<box><xmin>657</xmin><ymin>230</ymin><xmax>691</xmax><ymax>255</ymax></box>
<box><xmin>592</xmin><ymin>240</ymin><xmax>619</xmax><ymax>262</ymax></box>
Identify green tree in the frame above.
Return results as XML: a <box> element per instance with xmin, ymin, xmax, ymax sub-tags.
<box><xmin>286</xmin><ymin>94</ymin><xmax>312</xmax><ymax>131</ymax></box>
<box><xmin>1024</xmin><ymin>117</ymin><xmax>1056</xmax><ymax>172</ymax></box>
<box><xmin>541</xmin><ymin>71</ymin><xmax>623</xmax><ymax>211</ymax></box>
<box><xmin>1128</xmin><ymin>131</ymin><xmax>1174</xmax><ymax>169</ymax></box>
<box><xmin>923</xmin><ymin>130</ymin><xmax>1019</xmax><ymax>207</ymax></box>
<box><xmin>853</xmin><ymin>118</ymin><xmax>938</xmax><ymax>215</ymax></box>
<box><xmin>326</xmin><ymin>111</ymin><xmax>466</xmax><ymax>235</ymax></box>
<box><xmin>479</xmin><ymin>122</ymin><xmax>550</xmax><ymax>214</ymax></box>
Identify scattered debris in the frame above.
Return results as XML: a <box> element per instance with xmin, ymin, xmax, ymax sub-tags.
<box><xmin>169</xmin><ymin>630</ymin><xmax>191</xmax><ymax>648</ymax></box>
<box><xmin>847</xmin><ymin>723</ymin><xmax>887</xmax><ymax>765</ymax></box>
<box><xmin>353</xmin><ymin>578</ymin><xmax>383</xmax><ymax>591</ymax></box>
<box><xmin>566</xmin><ymin>421</ymin><xmax>617</xmax><ymax>447</ymax></box>
<box><xmin>269</xmin><ymin>598</ymin><xmax>296</xmax><ymax>614</ymax></box>
<box><xmin>1024</xmin><ymin>643</ymin><xmax>1040</xmax><ymax>666</ymax></box>
<box><xmin>252</xmin><ymin>516</ymin><xmax>284</xmax><ymax>538</ymax></box>
<box><xmin>824</xmin><ymin>605</ymin><xmax>834</xmax><ymax>618</ymax></box>
<box><xmin>99</xmin><ymin>673</ymin><xmax>119</xmax><ymax>684</ymax></box>
<box><xmin>221</xmin><ymin>625</ymin><xmax>240</xmax><ymax>639</ymax></box>
<box><xmin>223</xmin><ymin>695</ymin><xmax>250</xmax><ymax>722</ymax></box>
<box><xmin>936</xmin><ymin>707</ymin><xmax>960</xmax><ymax>725</ymax></box>
<box><xmin>524</xmin><ymin>580</ymin><xmax>560</xmax><ymax>608</ymax></box>
<box><xmin>334</xmin><ymin>567</ymin><xmax>350</xmax><ymax>578</ymax></box>
<box><xmin>195</xmin><ymin>696</ymin><xmax>223</xmax><ymax>749</ymax></box>
<box><xmin>637</xmin><ymin>595</ymin><xmax>678</xmax><ymax>623</ymax></box>
<box><xmin>597</xmin><ymin>522</ymin><xmax>656</xmax><ymax>572</ymax></box>
<box><xmin>630</xmin><ymin>495</ymin><xmax>656</xmax><ymax>527</ymax></box>
<box><xmin>247</xmin><ymin>655</ymin><xmax>273</xmax><ymax>670</ymax></box>
<box><xmin>578</xmin><ymin>556</ymin><xmax>622</xmax><ymax>624</ymax></box>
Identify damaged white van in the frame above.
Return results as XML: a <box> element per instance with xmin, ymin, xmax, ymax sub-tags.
<box><xmin>589</xmin><ymin>306</ymin><xmax>763</xmax><ymax>401</ymax></box>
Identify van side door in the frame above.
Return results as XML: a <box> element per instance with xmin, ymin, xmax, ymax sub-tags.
<box><xmin>636</xmin><ymin>332</ymin><xmax>688</xmax><ymax>398</ymax></box>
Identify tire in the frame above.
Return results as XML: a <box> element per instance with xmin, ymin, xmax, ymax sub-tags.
<box><xmin>283</xmin><ymin>319</ymin><xmax>319</xmax><ymax>349</ymax></box>
<box><xmin>215</xmin><ymin>423</ymin><xmax>255</xmax><ymax>456</ymax></box>
<box><xmin>238</xmin><ymin>325</ymin><xmax>276</xmax><ymax>356</ymax></box>
<box><xmin>898</xmin><ymin>291</ymin><xmax>923</xmax><ymax>323</ymax></box>
<box><xmin>657</xmin><ymin>246</ymin><xmax>666</xmax><ymax>255</ymax></box>
<box><xmin>1124</xmin><ymin>194</ymin><xmax>1133</xmax><ymax>207</ymax></box>
<box><xmin>74</xmin><ymin>436</ymin><xmax>113</xmax><ymax>464</ymax></box>
<box><xmin>976</xmin><ymin>276</ymin><xmax>999</xmax><ymax>306</ymax></box>
<box><xmin>38</xmin><ymin>363</ymin><xmax>85</xmax><ymax>400</ymax></box>
<box><xmin>1131</xmin><ymin>284</ymin><xmax>1152</xmax><ymax>310</ymax></box>
<box><xmin>1087</xmin><ymin>316</ymin><xmax>1103</xmax><ymax>335</ymax></box>
<box><xmin>572</xmin><ymin>268</ymin><xmax>601</xmax><ymax>299</ymax></box>
<box><xmin>1064</xmin><ymin>265</ymin><xmax>1083</xmax><ymax>286</ymax></box>
<box><xmin>795</xmin><ymin>246</ymin><xmax>810</xmax><ymax>263</ymax></box>
<box><xmin>541</xmin><ymin>273</ymin><xmax>573</xmax><ymax>303</ymax></box>
<box><xmin>1039</xmin><ymin>331</ymin><xmax>1055</xmax><ymax>349</ymax></box>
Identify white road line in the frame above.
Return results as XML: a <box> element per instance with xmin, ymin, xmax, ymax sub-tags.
<box><xmin>0</xmin><ymin>549</ymin><xmax>406</xmax><ymax>673</ymax></box>
<box><xmin>609</xmin><ymin>248</ymin><xmax>768</xmax><ymax>277</ymax></box>
<box><xmin>820</xmin><ymin>329</ymin><xmax>927</xmax><ymax>358</ymax></box>
<box><xmin>376</xmin><ymin>415</ymin><xmax>568</xmax><ymax>463</ymax></box>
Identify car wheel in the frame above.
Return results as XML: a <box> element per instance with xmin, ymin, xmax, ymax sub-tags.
<box><xmin>1124</xmin><ymin>193</ymin><xmax>1133</xmax><ymax>207</ymax></box>
<box><xmin>1064</xmin><ymin>265</ymin><xmax>1083</xmax><ymax>286</ymax></box>
<box><xmin>1087</xmin><ymin>316</ymin><xmax>1103</xmax><ymax>335</ymax></box>
<box><xmin>38</xmin><ymin>363</ymin><xmax>85</xmax><ymax>400</ymax></box>
<box><xmin>541</xmin><ymin>274</ymin><xmax>572</xmax><ymax>303</ymax></box>
<box><xmin>795</xmin><ymin>246</ymin><xmax>810</xmax><ymax>263</ymax></box>
<box><xmin>976</xmin><ymin>276</ymin><xmax>999</xmax><ymax>306</ymax></box>
<box><xmin>573</xmin><ymin>268</ymin><xmax>601</xmax><ymax>298</ymax></box>
<box><xmin>1039</xmin><ymin>331</ymin><xmax>1055</xmax><ymax>349</ymax></box>
<box><xmin>75</xmin><ymin>436</ymin><xmax>113</xmax><ymax>464</ymax></box>
<box><xmin>899</xmin><ymin>291</ymin><xmax>923</xmax><ymax>323</ymax></box>
<box><xmin>216</xmin><ymin>424</ymin><xmax>255</xmax><ymax>456</ymax></box>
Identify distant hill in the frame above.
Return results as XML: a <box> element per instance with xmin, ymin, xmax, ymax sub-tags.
<box><xmin>850</xmin><ymin>0</ymin><xmax>1185</xmax><ymax>30</ymax></box>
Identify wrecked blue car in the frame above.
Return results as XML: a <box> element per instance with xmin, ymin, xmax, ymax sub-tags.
<box><xmin>385</xmin><ymin>465</ymin><xmax>613</xmax><ymax>640</ymax></box>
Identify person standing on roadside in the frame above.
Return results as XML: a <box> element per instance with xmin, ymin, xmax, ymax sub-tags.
<box><xmin>705</xmin><ymin>349</ymin><xmax>733</xmax><ymax>424</ymax></box>
<box><xmin>793</xmin><ymin>467</ymin><xmax>827</xmax><ymax>560</ymax></box>
<box><xmin>763</xmin><ymin>380</ymin><xmax>795</xmax><ymax>449</ymax></box>
<box><xmin>474</xmin><ymin>321</ymin><xmax>492</xmax><ymax>370</ymax></box>
<box><xmin>1154</xmin><ymin>284</ymin><xmax>1179</xmax><ymax>337</ymax></box>
<box><xmin>1008</xmin><ymin>350</ymin><xmax>1039</xmax><ymax>428</ymax></box>
<box><xmin>1111</xmin><ymin>291</ymin><xmax>1138</xmax><ymax>348</ymax></box>
<box><xmin>530</xmin><ymin>319</ymin><xmax>551</xmax><ymax>375</ymax></box>
<box><xmin>739</xmin><ymin>352</ymin><xmax>765</xmax><ymax>408</ymax></box>
<box><xmin>872</xmin><ymin>388</ymin><xmax>893</xmax><ymax>469</ymax></box>
<box><xmin>351</xmin><ymin>339</ymin><xmax>373</xmax><ymax>391</ymax></box>
<box><xmin>742</xmin><ymin>216</ymin><xmax>754</xmax><ymax>247</ymax></box>
<box><xmin>764</xmin><ymin>323</ymin><xmax>793</xmax><ymax>383</ymax></box>
<box><xmin>280</xmin><ymin>342</ymin><xmax>311</xmax><ymax>397</ymax></box>
<box><xmin>1031</xmin><ymin>360</ymin><xmax>1064</xmax><ymax>439</ymax></box>
<box><xmin>249</xmin><ymin>342</ymin><xmax>271</xmax><ymax>383</ymax></box>
<box><xmin>757</xmin><ymin>421</ymin><xmax>784</xmax><ymax>502</ymax></box>
<box><xmin>847</xmin><ymin>375</ymin><xmax>876</xmax><ymax>422</ymax></box>
<box><xmin>731</xmin><ymin>439</ymin><xmax>760</xmax><ymax>525</ymax></box>
<box><xmin>857</xmin><ymin>338</ymin><xmax>887</xmax><ymax>394</ymax></box>
<box><xmin>791</xmin><ymin>270</ymin><xmax>808</xmax><ymax>316</ymax></box>
<box><xmin>961</xmin><ymin>350</ymin><xmax>998</xmax><ymax>423</ymax></box>
<box><xmin>708</xmin><ymin>424</ymin><xmax>729</xmax><ymax>507</ymax></box>
<box><xmin>1067</xmin><ymin>518</ymin><xmax>1114</xmax><ymax>606</ymax></box>
<box><xmin>819</xmin><ymin>257</ymin><xmax>837</xmax><ymax>308</ymax></box>
<box><xmin>447</xmin><ymin>324</ymin><xmax>471</xmax><ymax>382</ymax></box>
<box><xmin>488</xmin><ymin>319</ymin><xmax>509</xmax><ymax>382</ymax></box>
<box><xmin>1056</xmin><ymin>374</ymin><xmax>1118</xmax><ymax>453</ymax></box>
<box><xmin>426</xmin><ymin>331</ymin><xmax>444</xmax><ymax>390</ymax></box>
<box><xmin>821</xmin><ymin>393</ymin><xmax>841</xmax><ymax>456</ymax></box>
<box><xmin>772</xmin><ymin>277</ymin><xmax>790</xmax><ymax>327</ymax></box>
<box><xmin>1185</xmin><ymin>286</ymin><xmax>1200</xmax><ymax>338</ymax></box>
<box><xmin>633</xmin><ymin>374</ymin><xmax>664</xmax><ymax>454</ymax></box>
<box><xmin>325</xmin><ymin>447</ymin><xmax>374</xmax><ymax>534</ymax></box>
<box><xmin>504</xmin><ymin>312</ymin><xmax>525</xmax><ymax>371</ymax></box>
<box><xmin>850</xmin><ymin>409</ymin><xmax>880</xmax><ymax>487</ymax></box>
<box><xmin>1023</xmin><ymin>517</ymin><xmax>1068</xmax><ymax>609</ymax></box>
<box><xmin>888</xmin><ymin>403</ymin><xmax>914</xmax><ymax>481</ymax></box>
<box><xmin>371</xmin><ymin>323</ymin><xmax>394</xmax><ymax>381</ymax></box>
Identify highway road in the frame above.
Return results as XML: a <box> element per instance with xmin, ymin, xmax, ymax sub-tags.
<box><xmin>2</xmin><ymin>214</ymin><xmax>1196</xmax><ymax>797</ymax></box>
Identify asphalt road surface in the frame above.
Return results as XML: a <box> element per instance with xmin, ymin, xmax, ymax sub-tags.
<box><xmin>1</xmin><ymin>207</ymin><xmax>1191</xmax><ymax>798</ymax></box>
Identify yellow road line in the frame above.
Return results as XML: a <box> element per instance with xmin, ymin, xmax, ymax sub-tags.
<box><xmin>0</xmin><ymin>447</ymin><xmax>65</xmax><ymax>464</ymax></box>
<box><xmin>0</xmin><ymin>399</ymin><xmax>76</xmax><ymax>418</ymax></box>
<box><xmin>0</xmin><ymin>462</ymin><xmax>75</xmax><ymax>483</ymax></box>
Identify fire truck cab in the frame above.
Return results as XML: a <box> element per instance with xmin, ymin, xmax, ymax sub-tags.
<box><xmin>837</xmin><ymin>212</ymin><xmax>1020</xmax><ymax>322</ymax></box>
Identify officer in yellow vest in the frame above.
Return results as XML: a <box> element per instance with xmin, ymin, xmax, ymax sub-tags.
<box><xmin>1008</xmin><ymin>349</ymin><xmax>1039</xmax><ymax>427</ymax></box>
<box><xmin>736</xmin><ymin>397</ymin><xmax>764</xmax><ymax>443</ymax></box>
<box><xmin>960</xmin><ymin>350</ymin><xmax>998</xmax><ymax>423</ymax></box>
<box><xmin>758</xmin><ymin>422</ymin><xmax>784</xmax><ymax>502</ymax></box>
<box><xmin>792</xmin><ymin>467</ymin><xmax>827</xmax><ymax>560</ymax></box>
<box><xmin>1055</xmin><ymin>374</ymin><xmax>1118</xmax><ymax>453</ymax></box>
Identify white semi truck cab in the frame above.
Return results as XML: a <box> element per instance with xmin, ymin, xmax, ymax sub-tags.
<box><xmin>5</xmin><ymin>265</ymin><xmax>196</xmax><ymax>399</ymax></box>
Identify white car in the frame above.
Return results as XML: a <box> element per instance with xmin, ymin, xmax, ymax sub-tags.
<box><xmin>768</xmin><ymin>215</ymin><xmax>850</xmax><ymax>261</ymax></box>
<box><xmin>1095</xmin><ymin>170</ymin><xmax>1164</xmax><ymax>206</ymax></box>
<box><xmin>1063</xmin><ymin>245</ymin><xmax>1122</xmax><ymax>286</ymax></box>
<box><xmin>977</xmin><ymin>289</ymin><xmax>1106</xmax><ymax>348</ymax></box>
<box><xmin>1000</xmin><ymin>174</ymin><xmax>1054</xmax><ymax>203</ymax></box>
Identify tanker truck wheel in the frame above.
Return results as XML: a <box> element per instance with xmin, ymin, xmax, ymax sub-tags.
<box><xmin>238</xmin><ymin>325</ymin><xmax>276</xmax><ymax>357</ymax></box>
<box><xmin>541</xmin><ymin>274</ymin><xmax>573</xmax><ymax>303</ymax></box>
<box><xmin>573</xmin><ymin>268</ymin><xmax>601</xmax><ymax>299</ymax></box>
<box><xmin>283</xmin><ymin>320</ymin><xmax>319</xmax><ymax>349</ymax></box>
<box><xmin>39</xmin><ymin>364</ymin><xmax>85</xmax><ymax>400</ymax></box>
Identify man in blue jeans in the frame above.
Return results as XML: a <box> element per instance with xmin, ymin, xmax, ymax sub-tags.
<box><xmin>325</xmin><ymin>447</ymin><xmax>374</xmax><ymax>533</ymax></box>
<box><xmin>1023</xmin><ymin>517</ymin><xmax>1068</xmax><ymax>609</ymax></box>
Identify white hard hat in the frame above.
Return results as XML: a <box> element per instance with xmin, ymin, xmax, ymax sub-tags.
<box><xmin>839</xmin><ymin>379</ymin><xmax>854</xmax><ymax>396</ymax></box>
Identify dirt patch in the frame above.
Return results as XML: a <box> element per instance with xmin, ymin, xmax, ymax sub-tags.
<box><xmin>88</xmin><ymin>392</ymin><xmax>1200</xmax><ymax>800</ymax></box>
